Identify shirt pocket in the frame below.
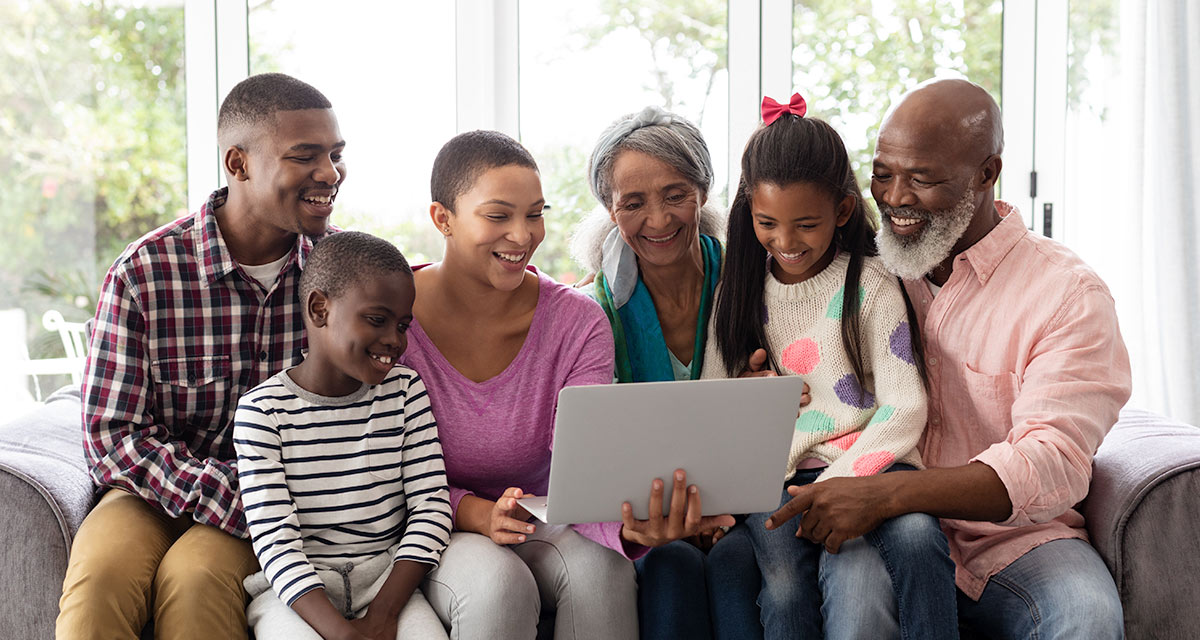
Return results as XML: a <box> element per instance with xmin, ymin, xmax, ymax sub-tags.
<box><xmin>366</xmin><ymin>418</ymin><xmax>406</xmax><ymax>481</ymax></box>
<box><xmin>960</xmin><ymin>362</ymin><xmax>1021</xmax><ymax>431</ymax></box>
<box><xmin>152</xmin><ymin>355</ymin><xmax>233</xmax><ymax>432</ymax></box>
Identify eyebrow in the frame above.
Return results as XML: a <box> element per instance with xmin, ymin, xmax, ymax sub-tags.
<box><xmin>288</xmin><ymin>141</ymin><xmax>346</xmax><ymax>152</ymax></box>
<box><xmin>477</xmin><ymin>198</ymin><xmax>546</xmax><ymax>208</ymax></box>
<box><xmin>753</xmin><ymin>212</ymin><xmax>823</xmax><ymax>222</ymax></box>
<box><xmin>873</xmin><ymin>159</ymin><xmax>939</xmax><ymax>176</ymax></box>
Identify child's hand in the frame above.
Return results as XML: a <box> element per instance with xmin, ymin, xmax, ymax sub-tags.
<box><xmin>348</xmin><ymin>612</ymin><xmax>397</xmax><ymax>640</ymax></box>
<box><xmin>742</xmin><ymin>348</ymin><xmax>811</xmax><ymax>412</ymax></box>
<box><xmin>486</xmin><ymin>487</ymin><xmax>536</xmax><ymax>545</ymax></box>
<box><xmin>619</xmin><ymin>469</ymin><xmax>735</xmax><ymax>548</ymax></box>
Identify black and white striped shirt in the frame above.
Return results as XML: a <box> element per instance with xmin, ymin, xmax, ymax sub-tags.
<box><xmin>234</xmin><ymin>366</ymin><xmax>452</xmax><ymax>605</ymax></box>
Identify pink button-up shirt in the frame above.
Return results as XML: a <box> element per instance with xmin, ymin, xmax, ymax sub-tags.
<box><xmin>905</xmin><ymin>201</ymin><xmax>1131</xmax><ymax>599</ymax></box>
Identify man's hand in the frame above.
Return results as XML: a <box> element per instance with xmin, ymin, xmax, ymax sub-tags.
<box><xmin>486</xmin><ymin>487</ymin><xmax>536</xmax><ymax>545</ymax></box>
<box><xmin>740</xmin><ymin>349</ymin><xmax>812</xmax><ymax>409</ymax></box>
<box><xmin>620</xmin><ymin>469</ymin><xmax>735</xmax><ymax>547</ymax></box>
<box><xmin>764</xmin><ymin>475</ymin><xmax>895</xmax><ymax>553</ymax></box>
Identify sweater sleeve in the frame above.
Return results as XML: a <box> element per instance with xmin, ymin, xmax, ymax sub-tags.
<box><xmin>555</xmin><ymin>302</ymin><xmax>646</xmax><ymax>559</ymax></box>
<box><xmin>394</xmin><ymin>376</ymin><xmax>453</xmax><ymax>566</ymax></box>
<box><xmin>234</xmin><ymin>393</ymin><xmax>323</xmax><ymax>606</ymax></box>
<box><xmin>816</xmin><ymin>274</ymin><xmax>928</xmax><ymax>481</ymax></box>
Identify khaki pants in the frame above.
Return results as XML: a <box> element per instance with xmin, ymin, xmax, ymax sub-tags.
<box><xmin>56</xmin><ymin>489</ymin><xmax>259</xmax><ymax>640</ymax></box>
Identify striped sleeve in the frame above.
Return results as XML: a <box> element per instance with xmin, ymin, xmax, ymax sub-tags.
<box><xmin>234</xmin><ymin>386</ymin><xmax>323</xmax><ymax>606</ymax></box>
<box><xmin>394</xmin><ymin>375</ymin><xmax>452</xmax><ymax>566</ymax></box>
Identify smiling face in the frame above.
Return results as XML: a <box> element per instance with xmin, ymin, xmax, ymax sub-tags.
<box><xmin>750</xmin><ymin>181</ymin><xmax>853</xmax><ymax>284</ymax></box>
<box><xmin>439</xmin><ymin>164</ymin><xmax>546</xmax><ymax>292</ymax></box>
<box><xmin>241</xmin><ymin>108</ymin><xmax>346</xmax><ymax>238</ymax></box>
<box><xmin>306</xmin><ymin>271</ymin><xmax>415</xmax><ymax>395</ymax></box>
<box><xmin>609</xmin><ymin>150</ymin><xmax>706</xmax><ymax>269</ymax></box>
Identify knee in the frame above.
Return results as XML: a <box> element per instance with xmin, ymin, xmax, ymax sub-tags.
<box><xmin>877</xmin><ymin>512</ymin><xmax>950</xmax><ymax>558</ymax></box>
<box><xmin>1040</xmin><ymin>580</ymin><xmax>1124</xmax><ymax>638</ymax></box>
<box><xmin>155</xmin><ymin>528</ymin><xmax>255</xmax><ymax>599</ymax></box>
<box><xmin>429</xmin><ymin>534</ymin><xmax>540</xmax><ymax>619</ymax></box>
<box><xmin>638</xmin><ymin>540</ymin><xmax>705</xmax><ymax>583</ymax></box>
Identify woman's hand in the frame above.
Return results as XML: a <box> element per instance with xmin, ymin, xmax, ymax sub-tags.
<box><xmin>619</xmin><ymin>469</ymin><xmax>735</xmax><ymax>547</ymax></box>
<box><xmin>485</xmin><ymin>487</ymin><xmax>537</xmax><ymax>545</ymax></box>
<box><xmin>741</xmin><ymin>348</ymin><xmax>812</xmax><ymax>410</ymax></box>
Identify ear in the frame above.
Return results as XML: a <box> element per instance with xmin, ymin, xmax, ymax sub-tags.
<box><xmin>224</xmin><ymin>145</ymin><xmax>250</xmax><ymax>182</ymax></box>
<box><xmin>977</xmin><ymin>154</ymin><xmax>1003</xmax><ymax>191</ymax></box>
<box><xmin>307</xmin><ymin>290</ymin><xmax>330</xmax><ymax>328</ymax></box>
<box><xmin>430</xmin><ymin>201</ymin><xmax>453</xmax><ymax>236</ymax></box>
<box><xmin>835</xmin><ymin>195</ymin><xmax>856</xmax><ymax>227</ymax></box>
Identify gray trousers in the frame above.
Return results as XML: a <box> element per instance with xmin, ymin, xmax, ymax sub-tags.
<box><xmin>245</xmin><ymin>545</ymin><xmax>448</xmax><ymax>639</ymax></box>
<box><xmin>422</xmin><ymin>526</ymin><xmax>639</xmax><ymax>640</ymax></box>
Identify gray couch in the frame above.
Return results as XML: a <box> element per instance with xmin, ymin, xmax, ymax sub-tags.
<box><xmin>3</xmin><ymin>388</ymin><xmax>1199</xmax><ymax>640</ymax></box>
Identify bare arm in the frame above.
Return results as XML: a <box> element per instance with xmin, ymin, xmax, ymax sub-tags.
<box><xmin>290</xmin><ymin>589</ymin><xmax>368</xmax><ymax>640</ymax></box>
<box><xmin>455</xmin><ymin>490</ymin><xmax>536</xmax><ymax>545</ymax></box>
<box><xmin>347</xmin><ymin>561</ymin><xmax>431</xmax><ymax>640</ymax></box>
<box><xmin>765</xmin><ymin>462</ymin><xmax>1011</xmax><ymax>553</ymax></box>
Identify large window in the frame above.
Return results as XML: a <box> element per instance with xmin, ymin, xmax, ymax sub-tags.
<box><xmin>249</xmin><ymin>0</ymin><xmax>456</xmax><ymax>264</ymax></box>
<box><xmin>519</xmin><ymin>0</ymin><xmax>729</xmax><ymax>283</ymax></box>
<box><xmin>0</xmin><ymin>0</ymin><xmax>186</xmax><ymax>405</ymax></box>
<box><xmin>792</xmin><ymin>0</ymin><xmax>1003</xmax><ymax>195</ymax></box>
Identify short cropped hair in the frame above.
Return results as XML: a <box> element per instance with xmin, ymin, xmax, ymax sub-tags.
<box><xmin>430</xmin><ymin>130</ymin><xmax>538</xmax><ymax>212</ymax></box>
<box><xmin>217</xmin><ymin>73</ymin><xmax>332</xmax><ymax>143</ymax></box>
<box><xmin>300</xmin><ymin>231</ymin><xmax>412</xmax><ymax>306</ymax></box>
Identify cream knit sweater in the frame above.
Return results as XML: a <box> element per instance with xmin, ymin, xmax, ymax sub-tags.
<box><xmin>701</xmin><ymin>253</ymin><xmax>927</xmax><ymax>481</ymax></box>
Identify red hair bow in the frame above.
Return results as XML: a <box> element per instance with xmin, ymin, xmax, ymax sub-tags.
<box><xmin>761</xmin><ymin>93</ymin><xmax>807</xmax><ymax>125</ymax></box>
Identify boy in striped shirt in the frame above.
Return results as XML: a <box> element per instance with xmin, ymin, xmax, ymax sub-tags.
<box><xmin>235</xmin><ymin>231</ymin><xmax>452</xmax><ymax>640</ymax></box>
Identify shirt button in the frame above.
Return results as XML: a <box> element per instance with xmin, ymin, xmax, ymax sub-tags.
<box><xmin>932</xmin><ymin>416</ymin><xmax>941</xmax><ymax>426</ymax></box>
<box><xmin>259</xmin><ymin>351</ymin><xmax>268</xmax><ymax>361</ymax></box>
<box><xmin>929</xmin><ymin>357</ymin><xmax>938</xmax><ymax>366</ymax></box>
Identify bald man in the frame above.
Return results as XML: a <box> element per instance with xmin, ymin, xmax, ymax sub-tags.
<box><xmin>766</xmin><ymin>79</ymin><xmax>1132</xmax><ymax>639</ymax></box>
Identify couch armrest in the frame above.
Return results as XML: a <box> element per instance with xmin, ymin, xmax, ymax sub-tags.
<box><xmin>0</xmin><ymin>386</ymin><xmax>96</xmax><ymax>639</ymax></box>
<box><xmin>1084</xmin><ymin>408</ymin><xmax>1200</xmax><ymax>639</ymax></box>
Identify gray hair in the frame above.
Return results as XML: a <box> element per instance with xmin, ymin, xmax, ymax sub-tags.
<box><xmin>587</xmin><ymin>106</ymin><xmax>715</xmax><ymax>211</ymax></box>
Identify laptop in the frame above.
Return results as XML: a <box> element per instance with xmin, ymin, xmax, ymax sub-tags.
<box><xmin>516</xmin><ymin>375</ymin><xmax>805</xmax><ymax>524</ymax></box>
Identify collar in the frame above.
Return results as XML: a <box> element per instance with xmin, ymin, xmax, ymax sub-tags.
<box><xmin>195</xmin><ymin>187</ymin><xmax>317</xmax><ymax>287</ymax></box>
<box><xmin>958</xmin><ymin>200</ymin><xmax>1027</xmax><ymax>285</ymax></box>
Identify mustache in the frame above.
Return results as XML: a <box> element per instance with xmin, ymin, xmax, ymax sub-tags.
<box><xmin>877</xmin><ymin>204</ymin><xmax>932</xmax><ymax>221</ymax></box>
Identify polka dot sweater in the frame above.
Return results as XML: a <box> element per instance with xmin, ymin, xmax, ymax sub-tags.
<box><xmin>701</xmin><ymin>253</ymin><xmax>927</xmax><ymax>481</ymax></box>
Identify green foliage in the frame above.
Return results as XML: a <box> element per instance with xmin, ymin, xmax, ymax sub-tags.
<box><xmin>0</xmin><ymin>0</ymin><xmax>187</xmax><ymax>337</ymax></box>
<box><xmin>793</xmin><ymin>0</ymin><xmax>1003</xmax><ymax>193</ymax></box>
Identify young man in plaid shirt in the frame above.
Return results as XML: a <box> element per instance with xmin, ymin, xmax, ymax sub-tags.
<box><xmin>56</xmin><ymin>73</ymin><xmax>346</xmax><ymax>640</ymax></box>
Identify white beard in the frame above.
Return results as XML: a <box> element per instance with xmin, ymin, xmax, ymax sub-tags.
<box><xmin>876</xmin><ymin>189</ymin><xmax>977</xmax><ymax>280</ymax></box>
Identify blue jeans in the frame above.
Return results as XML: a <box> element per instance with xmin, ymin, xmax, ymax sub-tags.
<box><xmin>636</xmin><ymin>523</ymin><xmax>762</xmax><ymax>640</ymax></box>
<box><xmin>745</xmin><ymin>464</ymin><xmax>958</xmax><ymax>640</ymax></box>
<box><xmin>957</xmin><ymin>537</ymin><xmax>1124</xmax><ymax>639</ymax></box>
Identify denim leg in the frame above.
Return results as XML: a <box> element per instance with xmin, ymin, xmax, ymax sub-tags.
<box><xmin>957</xmin><ymin>538</ymin><xmax>1124</xmax><ymax>640</ymax></box>
<box><xmin>706</xmin><ymin>523</ymin><xmax>763</xmax><ymax>640</ymax></box>
<box><xmin>864</xmin><ymin>511</ymin><xmax>958</xmax><ymax>639</ymax></box>
<box><xmin>744</xmin><ymin>470</ymin><xmax>824</xmax><ymax>640</ymax></box>
<box><xmin>818</xmin><ymin>537</ymin><xmax>900</xmax><ymax>640</ymax></box>
<box><xmin>636</xmin><ymin>539</ymin><xmax>712</xmax><ymax>640</ymax></box>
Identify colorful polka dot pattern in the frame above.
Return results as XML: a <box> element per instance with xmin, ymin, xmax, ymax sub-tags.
<box><xmin>827</xmin><ymin>431</ymin><xmax>860</xmax><ymax>451</ymax></box>
<box><xmin>834</xmin><ymin>373</ymin><xmax>875</xmax><ymax>409</ymax></box>
<box><xmin>852</xmin><ymin>451</ymin><xmax>895</xmax><ymax>476</ymax></box>
<box><xmin>889</xmin><ymin>322</ymin><xmax>914</xmax><ymax>365</ymax></box>
<box><xmin>796</xmin><ymin>410</ymin><xmax>836</xmax><ymax>434</ymax></box>
<box><xmin>825</xmin><ymin>285</ymin><xmax>866</xmax><ymax>320</ymax></box>
<box><xmin>781</xmin><ymin>338</ymin><xmax>820</xmax><ymax>374</ymax></box>
<box><xmin>868</xmin><ymin>405</ymin><xmax>895</xmax><ymax>426</ymax></box>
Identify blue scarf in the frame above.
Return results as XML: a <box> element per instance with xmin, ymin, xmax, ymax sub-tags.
<box><xmin>594</xmin><ymin>234</ymin><xmax>722</xmax><ymax>382</ymax></box>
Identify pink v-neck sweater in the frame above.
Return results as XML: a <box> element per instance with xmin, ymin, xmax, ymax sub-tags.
<box><xmin>400</xmin><ymin>267</ymin><xmax>635</xmax><ymax>556</ymax></box>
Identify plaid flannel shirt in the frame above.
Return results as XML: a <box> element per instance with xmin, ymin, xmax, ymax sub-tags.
<box><xmin>83</xmin><ymin>188</ymin><xmax>324</xmax><ymax>537</ymax></box>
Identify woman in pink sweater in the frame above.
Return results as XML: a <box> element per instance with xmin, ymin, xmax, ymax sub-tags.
<box><xmin>402</xmin><ymin>130</ymin><xmax>726</xmax><ymax>639</ymax></box>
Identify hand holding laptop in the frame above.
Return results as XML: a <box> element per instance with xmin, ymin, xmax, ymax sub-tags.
<box><xmin>618</xmin><ymin>468</ymin><xmax>735</xmax><ymax>548</ymax></box>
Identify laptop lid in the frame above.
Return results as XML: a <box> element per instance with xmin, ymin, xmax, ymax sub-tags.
<box><xmin>521</xmin><ymin>376</ymin><xmax>804</xmax><ymax>524</ymax></box>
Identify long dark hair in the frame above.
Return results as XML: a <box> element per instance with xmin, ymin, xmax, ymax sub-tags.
<box><xmin>714</xmin><ymin>114</ymin><xmax>926</xmax><ymax>391</ymax></box>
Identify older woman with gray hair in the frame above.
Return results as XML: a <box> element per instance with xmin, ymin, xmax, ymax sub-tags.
<box><xmin>573</xmin><ymin>107</ymin><xmax>763</xmax><ymax>640</ymax></box>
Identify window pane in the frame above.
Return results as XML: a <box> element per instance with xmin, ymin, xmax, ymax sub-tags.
<box><xmin>249</xmin><ymin>1</ymin><xmax>455</xmax><ymax>264</ymax></box>
<box><xmin>519</xmin><ymin>0</ymin><xmax>730</xmax><ymax>283</ymax></box>
<box><xmin>0</xmin><ymin>0</ymin><xmax>187</xmax><ymax>403</ymax></box>
<box><xmin>792</xmin><ymin>0</ymin><xmax>1003</xmax><ymax>192</ymax></box>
